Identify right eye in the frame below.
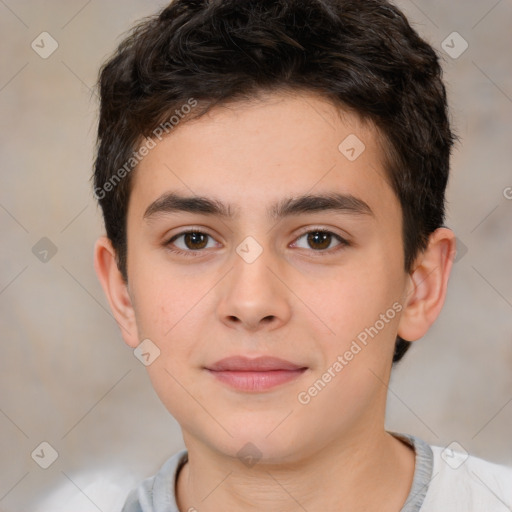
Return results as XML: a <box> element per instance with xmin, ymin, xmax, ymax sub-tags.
<box><xmin>165</xmin><ymin>229</ymin><xmax>220</xmax><ymax>256</ymax></box>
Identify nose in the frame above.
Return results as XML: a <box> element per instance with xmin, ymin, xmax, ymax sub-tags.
<box><xmin>216</xmin><ymin>241</ymin><xmax>292</xmax><ymax>332</ymax></box>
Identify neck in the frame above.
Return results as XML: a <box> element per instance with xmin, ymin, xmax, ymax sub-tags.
<box><xmin>176</xmin><ymin>429</ymin><xmax>415</xmax><ymax>512</ymax></box>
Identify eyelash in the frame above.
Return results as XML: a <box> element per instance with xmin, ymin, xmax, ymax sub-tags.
<box><xmin>164</xmin><ymin>228</ymin><xmax>350</xmax><ymax>258</ymax></box>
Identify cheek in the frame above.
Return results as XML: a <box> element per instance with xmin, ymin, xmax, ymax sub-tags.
<box><xmin>144</xmin><ymin>359</ymin><xmax>197</xmax><ymax>429</ymax></box>
<box><xmin>312</xmin><ymin>264</ymin><xmax>380</xmax><ymax>330</ymax></box>
<box><xmin>131</xmin><ymin>269</ymin><xmax>196</xmax><ymax>337</ymax></box>
<box><xmin>316</xmin><ymin>260</ymin><xmax>403</xmax><ymax>354</ymax></box>
<box><xmin>131</xmin><ymin>270</ymin><xmax>211</xmax><ymax>374</ymax></box>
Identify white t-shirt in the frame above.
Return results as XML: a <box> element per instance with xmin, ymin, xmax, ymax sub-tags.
<box><xmin>121</xmin><ymin>432</ymin><xmax>512</xmax><ymax>511</ymax></box>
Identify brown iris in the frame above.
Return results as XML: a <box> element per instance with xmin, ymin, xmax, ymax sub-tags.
<box><xmin>183</xmin><ymin>232</ymin><xmax>209</xmax><ymax>250</ymax></box>
<box><xmin>306</xmin><ymin>231</ymin><xmax>332</xmax><ymax>250</ymax></box>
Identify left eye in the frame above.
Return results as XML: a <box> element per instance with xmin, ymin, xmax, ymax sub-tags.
<box><xmin>292</xmin><ymin>230</ymin><xmax>348</xmax><ymax>252</ymax></box>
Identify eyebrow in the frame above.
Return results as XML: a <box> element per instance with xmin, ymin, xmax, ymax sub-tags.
<box><xmin>143</xmin><ymin>191</ymin><xmax>374</xmax><ymax>221</ymax></box>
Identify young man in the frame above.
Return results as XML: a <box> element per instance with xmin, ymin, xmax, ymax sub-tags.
<box><xmin>93</xmin><ymin>0</ymin><xmax>512</xmax><ymax>510</ymax></box>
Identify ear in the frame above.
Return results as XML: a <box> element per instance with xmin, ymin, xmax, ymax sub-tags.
<box><xmin>397</xmin><ymin>227</ymin><xmax>456</xmax><ymax>342</ymax></box>
<box><xmin>93</xmin><ymin>236</ymin><xmax>140</xmax><ymax>348</ymax></box>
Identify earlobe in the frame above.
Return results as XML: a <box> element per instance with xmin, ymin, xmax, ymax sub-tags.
<box><xmin>93</xmin><ymin>236</ymin><xmax>140</xmax><ymax>348</ymax></box>
<box><xmin>397</xmin><ymin>228</ymin><xmax>456</xmax><ymax>342</ymax></box>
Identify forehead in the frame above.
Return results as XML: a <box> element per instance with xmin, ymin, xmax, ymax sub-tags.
<box><xmin>128</xmin><ymin>90</ymin><xmax>398</xmax><ymax>225</ymax></box>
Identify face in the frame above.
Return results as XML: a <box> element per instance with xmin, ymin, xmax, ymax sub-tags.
<box><xmin>123</xmin><ymin>91</ymin><xmax>411</xmax><ymax>462</ymax></box>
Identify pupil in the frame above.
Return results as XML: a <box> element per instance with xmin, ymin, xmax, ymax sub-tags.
<box><xmin>185</xmin><ymin>232</ymin><xmax>207</xmax><ymax>250</ymax></box>
<box><xmin>308</xmin><ymin>231</ymin><xmax>330</xmax><ymax>250</ymax></box>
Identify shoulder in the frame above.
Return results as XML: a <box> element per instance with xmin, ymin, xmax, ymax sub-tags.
<box><xmin>31</xmin><ymin>465</ymin><xmax>141</xmax><ymax>512</ymax></box>
<box><xmin>422</xmin><ymin>443</ymin><xmax>512</xmax><ymax>511</ymax></box>
<box><xmin>122</xmin><ymin>449</ymin><xmax>188</xmax><ymax>512</ymax></box>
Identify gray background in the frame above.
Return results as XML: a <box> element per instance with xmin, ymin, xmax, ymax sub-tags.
<box><xmin>0</xmin><ymin>0</ymin><xmax>511</xmax><ymax>510</ymax></box>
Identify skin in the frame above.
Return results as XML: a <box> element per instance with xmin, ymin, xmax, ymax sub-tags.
<box><xmin>94</xmin><ymin>90</ymin><xmax>456</xmax><ymax>511</ymax></box>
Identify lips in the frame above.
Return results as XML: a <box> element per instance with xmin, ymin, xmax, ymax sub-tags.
<box><xmin>205</xmin><ymin>356</ymin><xmax>308</xmax><ymax>392</ymax></box>
<box><xmin>206</xmin><ymin>356</ymin><xmax>306</xmax><ymax>372</ymax></box>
